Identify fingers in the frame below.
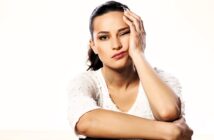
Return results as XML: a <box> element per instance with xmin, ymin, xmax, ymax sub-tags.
<box><xmin>179</xmin><ymin>117</ymin><xmax>186</xmax><ymax>122</ymax></box>
<box><xmin>128</xmin><ymin>10</ymin><xmax>146</xmax><ymax>34</ymax></box>
<box><xmin>123</xmin><ymin>9</ymin><xmax>146</xmax><ymax>53</ymax></box>
<box><xmin>122</xmin><ymin>15</ymin><xmax>136</xmax><ymax>35</ymax></box>
<box><xmin>124</xmin><ymin>10</ymin><xmax>146</xmax><ymax>35</ymax></box>
<box><xmin>124</xmin><ymin>10</ymin><xmax>141</xmax><ymax>32</ymax></box>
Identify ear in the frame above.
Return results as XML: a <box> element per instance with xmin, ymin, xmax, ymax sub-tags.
<box><xmin>89</xmin><ymin>40</ymin><xmax>98</xmax><ymax>54</ymax></box>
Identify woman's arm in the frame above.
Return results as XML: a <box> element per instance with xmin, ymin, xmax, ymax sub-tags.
<box><xmin>132</xmin><ymin>53</ymin><xmax>181</xmax><ymax>121</ymax></box>
<box><xmin>76</xmin><ymin>109</ymin><xmax>181</xmax><ymax>140</ymax></box>
<box><xmin>123</xmin><ymin>10</ymin><xmax>181</xmax><ymax>121</ymax></box>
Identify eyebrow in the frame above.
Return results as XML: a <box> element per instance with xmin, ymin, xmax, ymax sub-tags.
<box><xmin>97</xmin><ymin>26</ymin><xmax>129</xmax><ymax>35</ymax></box>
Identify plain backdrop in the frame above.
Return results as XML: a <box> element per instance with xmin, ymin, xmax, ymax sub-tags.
<box><xmin>0</xmin><ymin>0</ymin><xmax>214</xmax><ymax>138</ymax></box>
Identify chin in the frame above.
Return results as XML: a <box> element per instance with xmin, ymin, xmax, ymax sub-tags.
<box><xmin>109</xmin><ymin>57</ymin><xmax>132</xmax><ymax>70</ymax></box>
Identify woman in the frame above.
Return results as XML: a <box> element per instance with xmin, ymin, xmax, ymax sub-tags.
<box><xmin>68</xmin><ymin>1</ymin><xmax>193</xmax><ymax>140</ymax></box>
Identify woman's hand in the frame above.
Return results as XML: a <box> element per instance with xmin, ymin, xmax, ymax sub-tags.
<box><xmin>172</xmin><ymin>117</ymin><xmax>193</xmax><ymax>140</ymax></box>
<box><xmin>123</xmin><ymin>9</ymin><xmax>146</xmax><ymax>58</ymax></box>
<box><xmin>143</xmin><ymin>117</ymin><xmax>193</xmax><ymax>140</ymax></box>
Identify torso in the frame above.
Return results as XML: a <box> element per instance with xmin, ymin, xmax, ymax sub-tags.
<box><xmin>96</xmin><ymin>68</ymin><xmax>155</xmax><ymax>119</ymax></box>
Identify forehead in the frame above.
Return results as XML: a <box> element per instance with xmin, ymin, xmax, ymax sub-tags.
<box><xmin>93</xmin><ymin>11</ymin><xmax>127</xmax><ymax>33</ymax></box>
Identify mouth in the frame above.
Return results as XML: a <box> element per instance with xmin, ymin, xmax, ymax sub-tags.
<box><xmin>111</xmin><ymin>51</ymin><xmax>127</xmax><ymax>60</ymax></box>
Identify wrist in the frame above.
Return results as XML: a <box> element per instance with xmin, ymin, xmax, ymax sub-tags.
<box><xmin>155</xmin><ymin>122</ymin><xmax>181</xmax><ymax>140</ymax></box>
<box><xmin>130</xmin><ymin>51</ymin><xmax>147</xmax><ymax>68</ymax></box>
<box><xmin>164</xmin><ymin>123</ymin><xmax>181</xmax><ymax>140</ymax></box>
<box><xmin>129</xmin><ymin>50</ymin><xmax>145</xmax><ymax>61</ymax></box>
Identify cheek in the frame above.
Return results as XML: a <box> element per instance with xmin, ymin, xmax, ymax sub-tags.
<box><xmin>96</xmin><ymin>41</ymin><xmax>111</xmax><ymax>54</ymax></box>
<box><xmin>120</xmin><ymin>36</ymin><xmax>129</xmax><ymax>48</ymax></box>
<box><xmin>97</xmin><ymin>47</ymin><xmax>111</xmax><ymax>63</ymax></box>
<box><xmin>96</xmin><ymin>43</ymin><xmax>111</xmax><ymax>59</ymax></box>
<box><xmin>97</xmin><ymin>47</ymin><xmax>105</xmax><ymax>55</ymax></box>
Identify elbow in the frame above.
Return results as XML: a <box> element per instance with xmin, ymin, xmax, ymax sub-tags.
<box><xmin>76</xmin><ymin>110</ymin><xmax>99</xmax><ymax>135</ymax></box>
<box><xmin>156</xmin><ymin>98</ymin><xmax>182</xmax><ymax>121</ymax></box>
<box><xmin>157</xmin><ymin>107</ymin><xmax>181</xmax><ymax>121</ymax></box>
<box><xmin>76</xmin><ymin>112</ymin><xmax>93</xmax><ymax>135</ymax></box>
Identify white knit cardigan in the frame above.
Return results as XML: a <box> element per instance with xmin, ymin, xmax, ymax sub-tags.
<box><xmin>67</xmin><ymin>67</ymin><xmax>184</xmax><ymax>140</ymax></box>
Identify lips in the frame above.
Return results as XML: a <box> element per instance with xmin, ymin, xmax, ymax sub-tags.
<box><xmin>112</xmin><ymin>51</ymin><xmax>127</xmax><ymax>60</ymax></box>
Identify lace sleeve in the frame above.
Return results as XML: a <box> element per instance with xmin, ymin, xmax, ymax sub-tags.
<box><xmin>67</xmin><ymin>72</ymin><xmax>100</xmax><ymax>139</ymax></box>
<box><xmin>155</xmin><ymin>68</ymin><xmax>185</xmax><ymax>115</ymax></box>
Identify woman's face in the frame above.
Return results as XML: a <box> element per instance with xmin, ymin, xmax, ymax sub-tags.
<box><xmin>90</xmin><ymin>11</ymin><xmax>131</xmax><ymax>70</ymax></box>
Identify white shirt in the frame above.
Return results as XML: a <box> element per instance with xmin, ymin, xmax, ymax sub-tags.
<box><xmin>67</xmin><ymin>67</ymin><xmax>184</xmax><ymax>140</ymax></box>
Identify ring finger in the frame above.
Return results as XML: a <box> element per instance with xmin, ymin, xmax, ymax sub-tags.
<box><xmin>124</xmin><ymin>10</ymin><xmax>141</xmax><ymax>32</ymax></box>
<box><xmin>128</xmin><ymin>10</ymin><xmax>146</xmax><ymax>34</ymax></box>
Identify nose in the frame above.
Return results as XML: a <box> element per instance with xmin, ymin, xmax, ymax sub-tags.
<box><xmin>111</xmin><ymin>37</ymin><xmax>122</xmax><ymax>50</ymax></box>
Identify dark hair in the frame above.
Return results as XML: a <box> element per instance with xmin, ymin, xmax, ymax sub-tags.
<box><xmin>87</xmin><ymin>1</ymin><xmax>129</xmax><ymax>71</ymax></box>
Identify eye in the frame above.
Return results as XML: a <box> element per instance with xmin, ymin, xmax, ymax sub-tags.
<box><xmin>98</xmin><ymin>35</ymin><xmax>109</xmax><ymax>41</ymax></box>
<box><xmin>120</xmin><ymin>30</ymin><xmax>130</xmax><ymax>36</ymax></box>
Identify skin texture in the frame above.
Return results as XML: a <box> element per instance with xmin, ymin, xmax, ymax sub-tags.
<box><xmin>77</xmin><ymin>10</ymin><xmax>193</xmax><ymax>140</ymax></box>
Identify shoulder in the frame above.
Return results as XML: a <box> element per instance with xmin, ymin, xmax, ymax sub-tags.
<box><xmin>154</xmin><ymin>67</ymin><xmax>178</xmax><ymax>81</ymax></box>
<box><xmin>154</xmin><ymin>67</ymin><xmax>182</xmax><ymax>94</ymax></box>
<box><xmin>154</xmin><ymin>67</ymin><xmax>180</xmax><ymax>83</ymax></box>
<box><xmin>67</xmin><ymin>70</ymin><xmax>100</xmax><ymax>92</ymax></box>
<box><xmin>73</xmin><ymin>70</ymin><xmax>97</xmax><ymax>82</ymax></box>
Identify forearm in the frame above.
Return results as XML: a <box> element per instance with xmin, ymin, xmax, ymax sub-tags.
<box><xmin>131</xmin><ymin>52</ymin><xmax>181</xmax><ymax>121</ymax></box>
<box><xmin>76</xmin><ymin>109</ymin><xmax>179</xmax><ymax>139</ymax></box>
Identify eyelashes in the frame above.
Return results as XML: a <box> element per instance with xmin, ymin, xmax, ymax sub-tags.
<box><xmin>98</xmin><ymin>30</ymin><xmax>130</xmax><ymax>41</ymax></box>
<box><xmin>98</xmin><ymin>35</ymin><xmax>109</xmax><ymax>41</ymax></box>
<box><xmin>120</xmin><ymin>30</ymin><xmax>130</xmax><ymax>36</ymax></box>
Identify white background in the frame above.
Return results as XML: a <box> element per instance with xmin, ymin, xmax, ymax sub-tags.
<box><xmin>0</xmin><ymin>0</ymin><xmax>214</xmax><ymax>137</ymax></box>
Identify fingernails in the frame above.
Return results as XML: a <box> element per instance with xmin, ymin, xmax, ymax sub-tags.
<box><xmin>123</xmin><ymin>7</ymin><xmax>129</xmax><ymax>12</ymax></box>
<box><xmin>123</xmin><ymin>7</ymin><xmax>127</xmax><ymax>11</ymax></box>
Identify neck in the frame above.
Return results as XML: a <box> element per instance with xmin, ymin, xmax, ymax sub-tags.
<box><xmin>101</xmin><ymin>65</ymin><xmax>139</xmax><ymax>90</ymax></box>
